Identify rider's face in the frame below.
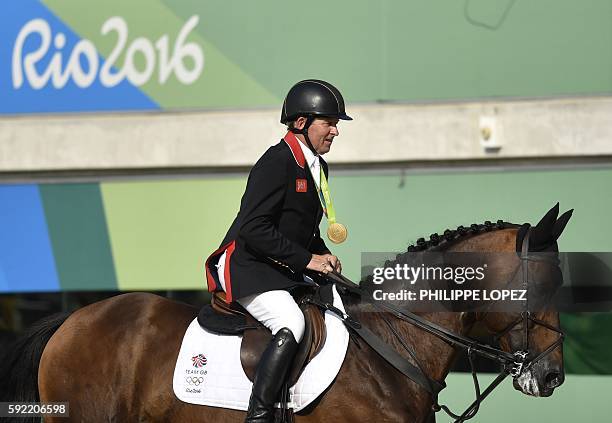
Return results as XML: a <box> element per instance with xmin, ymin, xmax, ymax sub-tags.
<box><xmin>294</xmin><ymin>117</ymin><xmax>340</xmax><ymax>155</ymax></box>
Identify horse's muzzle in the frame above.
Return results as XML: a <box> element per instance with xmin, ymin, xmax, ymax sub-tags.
<box><xmin>513</xmin><ymin>360</ymin><xmax>564</xmax><ymax>397</ymax></box>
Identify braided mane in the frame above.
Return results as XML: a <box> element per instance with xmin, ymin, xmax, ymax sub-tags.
<box><xmin>405</xmin><ymin>220</ymin><xmax>519</xmax><ymax>252</ymax></box>
<box><xmin>358</xmin><ymin>220</ymin><xmax>523</xmax><ymax>286</ymax></box>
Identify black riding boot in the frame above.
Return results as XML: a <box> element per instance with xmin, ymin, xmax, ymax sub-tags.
<box><xmin>245</xmin><ymin>327</ymin><xmax>299</xmax><ymax>423</ymax></box>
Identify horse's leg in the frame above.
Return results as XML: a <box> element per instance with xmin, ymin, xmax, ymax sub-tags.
<box><xmin>39</xmin><ymin>293</ymin><xmax>245</xmax><ymax>422</ymax></box>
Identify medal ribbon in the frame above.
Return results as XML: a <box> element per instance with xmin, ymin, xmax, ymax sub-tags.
<box><xmin>315</xmin><ymin>167</ymin><xmax>337</xmax><ymax>225</ymax></box>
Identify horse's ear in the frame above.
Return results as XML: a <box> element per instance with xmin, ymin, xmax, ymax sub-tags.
<box><xmin>534</xmin><ymin>203</ymin><xmax>560</xmax><ymax>231</ymax></box>
<box><xmin>552</xmin><ymin>209</ymin><xmax>573</xmax><ymax>241</ymax></box>
<box><xmin>530</xmin><ymin>203</ymin><xmax>560</xmax><ymax>249</ymax></box>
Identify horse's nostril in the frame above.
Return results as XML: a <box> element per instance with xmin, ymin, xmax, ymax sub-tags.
<box><xmin>544</xmin><ymin>371</ymin><xmax>562</xmax><ymax>388</ymax></box>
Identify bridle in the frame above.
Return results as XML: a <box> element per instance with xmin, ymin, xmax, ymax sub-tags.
<box><xmin>306</xmin><ymin>227</ymin><xmax>565</xmax><ymax>422</ymax></box>
<box><xmin>490</xmin><ymin>227</ymin><xmax>564</xmax><ymax>379</ymax></box>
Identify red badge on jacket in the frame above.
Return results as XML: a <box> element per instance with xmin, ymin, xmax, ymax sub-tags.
<box><xmin>296</xmin><ymin>179</ymin><xmax>307</xmax><ymax>192</ymax></box>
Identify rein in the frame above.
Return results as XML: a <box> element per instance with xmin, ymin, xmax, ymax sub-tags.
<box><xmin>305</xmin><ymin>227</ymin><xmax>564</xmax><ymax>422</ymax></box>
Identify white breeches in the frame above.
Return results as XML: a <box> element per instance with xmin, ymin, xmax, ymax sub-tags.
<box><xmin>216</xmin><ymin>250</ymin><xmax>305</xmax><ymax>343</ymax></box>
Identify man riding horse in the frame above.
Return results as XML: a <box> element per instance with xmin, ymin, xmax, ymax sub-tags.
<box><xmin>205</xmin><ymin>79</ymin><xmax>352</xmax><ymax>423</ymax></box>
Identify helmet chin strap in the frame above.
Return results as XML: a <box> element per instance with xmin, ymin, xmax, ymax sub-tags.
<box><xmin>290</xmin><ymin>115</ymin><xmax>318</xmax><ymax>156</ymax></box>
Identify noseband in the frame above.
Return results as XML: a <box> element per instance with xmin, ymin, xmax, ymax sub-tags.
<box><xmin>310</xmin><ymin>227</ymin><xmax>565</xmax><ymax>423</ymax></box>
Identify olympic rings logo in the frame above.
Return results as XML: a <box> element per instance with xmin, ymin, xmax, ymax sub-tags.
<box><xmin>185</xmin><ymin>376</ymin><xmax>204</xmax><ymax>386</ymax></box>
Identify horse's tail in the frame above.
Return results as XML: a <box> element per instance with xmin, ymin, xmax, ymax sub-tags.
<box><xmin>0</xmin><ymin>312</ymin><xmax>71</xmax><ymax>407</ymax></box>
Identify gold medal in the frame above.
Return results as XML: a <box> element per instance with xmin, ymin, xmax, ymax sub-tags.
<box><xmin>327</xmin><ymin>222</ymin><xmax>348</xmax><ymax>244</ymax></box>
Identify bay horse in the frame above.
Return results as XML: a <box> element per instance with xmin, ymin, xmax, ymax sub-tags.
<box><xmin>0</xmin><ymin>204</ymin><xmax>572</xmax><ymax>423</ymax></box>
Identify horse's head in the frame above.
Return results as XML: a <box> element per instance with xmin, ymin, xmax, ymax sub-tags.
<box><xmin>472</xmin><ymin>204</ymin><xmax>573</xmax><ymax>397</ymax></box>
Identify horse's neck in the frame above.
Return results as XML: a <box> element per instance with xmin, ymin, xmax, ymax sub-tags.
<box><xmin>345</xmin><ymin>300</ymin><xmax>466</xmax><ymax>384</ymax></box>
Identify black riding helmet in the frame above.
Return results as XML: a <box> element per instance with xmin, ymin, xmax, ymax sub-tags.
<box><xmin>281</xmin><ymin>79</ymin><xmax>352</xmax><ymax>124</ymax></box>
<box><xmin>281</xmin><ymin>79</ymin><xmax>352</xmax><ymax>154</ymax></box>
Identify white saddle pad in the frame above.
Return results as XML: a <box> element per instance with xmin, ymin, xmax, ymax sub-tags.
<box><xmin>173</xmin><ymin>284</ymin><xmax>349</xmax><ymax>412</ymax></box>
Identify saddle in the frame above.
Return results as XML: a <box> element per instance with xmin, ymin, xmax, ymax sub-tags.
<box><xmin>198</xmin><ymin>286</ymin><xmax>330</xmax><ymax>387</ymax></box>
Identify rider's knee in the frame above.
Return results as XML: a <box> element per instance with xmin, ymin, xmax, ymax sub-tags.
<box><xmin>279</xmin><ymin>313</ymin><xmax>305</xmax><ymax>344</ymax></box>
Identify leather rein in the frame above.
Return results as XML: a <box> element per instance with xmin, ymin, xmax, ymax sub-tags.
<box><xmin>304</xmin><ymin>227</ymin><xmax>564</xmax><ymax>422</ymax></box>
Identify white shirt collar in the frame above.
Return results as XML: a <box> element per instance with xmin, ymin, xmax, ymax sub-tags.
<box><xmin>296</xmin><ymin>137</ymin><xmax>319</xmax><ymax>169</ymax></box>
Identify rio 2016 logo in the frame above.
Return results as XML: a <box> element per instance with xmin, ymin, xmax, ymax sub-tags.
<box><xmin>12</xmin><ymin>15</ymin><xmax>204</xmax><ymax>89</ymax></box>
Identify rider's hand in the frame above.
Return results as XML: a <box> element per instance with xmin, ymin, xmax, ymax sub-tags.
<box><xmin>306</xmin><ymin>254</ymin><xmax>342</xmax><ymax>274</ymax></box>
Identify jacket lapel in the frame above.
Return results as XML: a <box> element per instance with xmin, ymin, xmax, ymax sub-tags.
<box><xmin>283</xmin><ymin>132</ymin><xmax>324</xmax><ymax>218</ymax></box>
